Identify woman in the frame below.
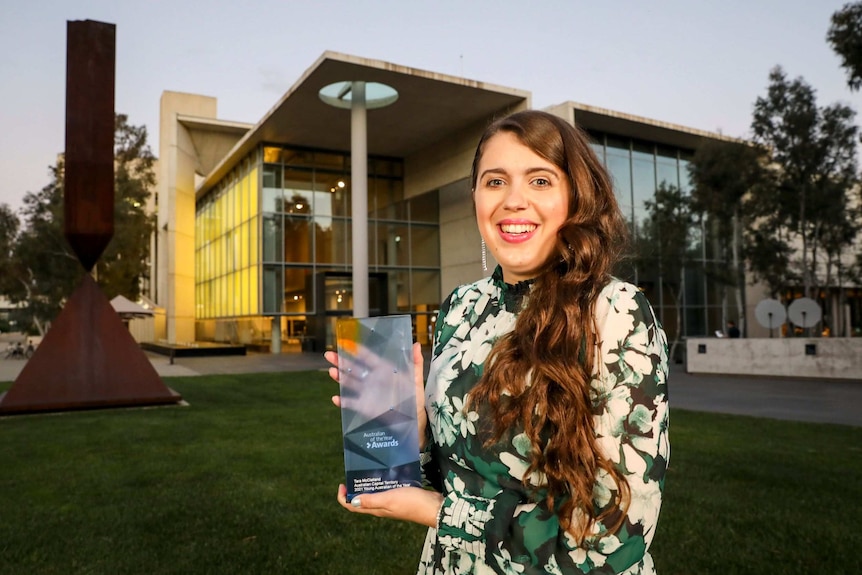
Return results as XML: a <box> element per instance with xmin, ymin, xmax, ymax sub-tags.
<box><xmin>328</xmin><ymin>110</ymin><xmax>669</xmax><ymax>574</ymax></box>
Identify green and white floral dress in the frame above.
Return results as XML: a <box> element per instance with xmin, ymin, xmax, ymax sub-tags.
<box><xmin>417</xmin><ymin>267</ymin><xmax>669</xmax><ymax>575</ymax></box>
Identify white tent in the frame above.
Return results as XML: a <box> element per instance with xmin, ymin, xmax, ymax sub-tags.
<box><xmin>109</xmin><ymin>295</ymin><xmax>154</xmax><ymax>319</ymax></box>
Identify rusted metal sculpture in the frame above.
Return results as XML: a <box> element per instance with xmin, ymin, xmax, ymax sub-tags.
<box><xmin>0</xmin><ymin>20</ymin><xmax>181</xmax><ymax>415</ymax></box>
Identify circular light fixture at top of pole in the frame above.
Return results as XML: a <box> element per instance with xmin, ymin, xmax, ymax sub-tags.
<box><xmin>318</xmin><ymin>81</ymin><xmax>399</xmax><ymax>109</ymax></box>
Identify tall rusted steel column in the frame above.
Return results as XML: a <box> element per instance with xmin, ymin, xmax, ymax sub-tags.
<box><xmin>0</xmin><ymin>20</ymin><xmax>181</xmax><ymax>415</ymax></box>
<box><xmin>64</xmin><ymin>20</ymin><xmax>115</xmax><ymax>271</ymax></box>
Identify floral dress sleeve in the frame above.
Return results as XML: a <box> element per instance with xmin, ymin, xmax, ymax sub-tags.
<box><xmin>429</xmin><ymin>281</ymin><xmax>669</xmax><ymax>575</ymax></box>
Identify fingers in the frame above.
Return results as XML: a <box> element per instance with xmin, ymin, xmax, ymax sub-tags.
<box><xmin>325</xmin><ymin>352</ymin><xmax>340</xmax><ymax>383</ymax></box>
<box><xmin>331</xmin><ymin>395</ymin><xmax>341</xmax><ymax>408</ymax></box>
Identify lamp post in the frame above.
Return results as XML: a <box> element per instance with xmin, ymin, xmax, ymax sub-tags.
<box><xmin>319</xmin><ymin>81</ymin><xmax>397</xmax><ymax>318</ymax></box>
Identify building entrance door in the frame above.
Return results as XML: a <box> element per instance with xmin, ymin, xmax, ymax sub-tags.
<box><xmin>310</xmin><ymin>271</ymin><xmax>389</xmax><ymax>351</ymax></box>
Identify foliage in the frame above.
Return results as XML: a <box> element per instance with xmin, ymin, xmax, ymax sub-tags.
<box><xmin>0</xmin><ymin>203</ymin><xmax>20</xmax><ymax>295</ymax></box>
<box><xmin>4</xmin><ymin>114</ymin><xmax>156</xmax><ymax>334</ymax></box>
<box><xmin>828</xmin><ymin>1</ymin><xmax>862</xmax><ymax>91</ymax></box>
<box><xmin>1</xmin><ymin>371</ymin><xmax>860</xmax><ymax>574</ymax></box>
<box><xmin>750</xmin><ymin>67</ymin><xmax>860</xmax><ymax>300</ymax></box>
<box><xmin>687</xmin><ymin>140</ymin><xmax>770</xmax><ymax>327</ymax></box>
<box><xmin>636</xmin><ymin>183</ymin><xmax>696</xmax><ymax>356</ymax></box>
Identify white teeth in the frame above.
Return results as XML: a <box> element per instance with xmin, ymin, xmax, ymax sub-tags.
<box><xmin>500</xmin><ymin>224</ymin><xmax>536</xmax><ymax>234</ymax></box>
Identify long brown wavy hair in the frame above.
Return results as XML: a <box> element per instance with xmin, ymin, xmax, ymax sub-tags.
<box><xmin>468</xmin><ymin>110</ymin><xmax>631</xmax><ymax>542</ymax></box>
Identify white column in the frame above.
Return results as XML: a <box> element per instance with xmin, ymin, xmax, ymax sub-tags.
<box><xmin>270</xmin><ymin>316</ymin><xmax>281</xmax><ymax>354</ymax></box>
<box><xmin>351</xmin><ymin>81</ymin><xmax>369</xmax><ymax>318</ymax></box>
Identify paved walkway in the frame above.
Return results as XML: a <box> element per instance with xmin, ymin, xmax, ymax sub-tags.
<box><xmin>2</xmin><ymin>352</ymin><xmax>860</xmax><ymax>428</ymax></box>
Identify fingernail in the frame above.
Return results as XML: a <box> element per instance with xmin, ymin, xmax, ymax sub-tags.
<box><xmin>351</xmin><ymin>497</ymin><xmax>362</xmax><ymax>508</ymax></box>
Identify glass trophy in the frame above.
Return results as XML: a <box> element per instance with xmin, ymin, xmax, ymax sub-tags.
<box><xmin>336</xmin><ymin>315</ymin><xmax>421</xmax><ymax>501</ymax></box>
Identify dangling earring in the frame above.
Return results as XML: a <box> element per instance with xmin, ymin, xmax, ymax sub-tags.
<box><xmin>481</xmin><ymin>238</ymin><xmax>488</xmax><ymax>272</ymax></box>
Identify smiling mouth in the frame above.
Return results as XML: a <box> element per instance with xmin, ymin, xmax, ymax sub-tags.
<box><xmin>499</xmin><ymin>223</ymin><xmax>537</xmax><ymax>234</ymax></box>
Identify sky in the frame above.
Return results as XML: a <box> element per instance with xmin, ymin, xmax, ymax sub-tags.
<box><xmin>0</xmin><ymin>0</ymin><xmax>856</xmax><ymax>211</ymax></box>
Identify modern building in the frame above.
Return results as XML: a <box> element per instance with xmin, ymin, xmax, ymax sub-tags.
<box><xmin>155</xmin><ymin>51</ymin><xmax>739</xmax><ymax>354</ymax></box>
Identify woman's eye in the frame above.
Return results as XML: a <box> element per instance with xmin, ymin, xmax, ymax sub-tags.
<box><xmin>532</xmin><ymin>177</ymin><xmax>551</xmax><ymax>186</ymax></box>
<box><xmin>486</xmin><ymin>178</ymin><xmax>505</xmax><ymax>187</ymax></box>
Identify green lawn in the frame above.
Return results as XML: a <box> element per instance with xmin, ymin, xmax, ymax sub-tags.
<box><xmin>1</xmin><ymin>372</ymin><xmax>860</xmax><ymax>574</ymax></box>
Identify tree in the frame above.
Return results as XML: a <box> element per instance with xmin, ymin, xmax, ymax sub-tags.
<box><xmin>5</xmin><ymin>114</ymin><xmax>157</xmax><ymax>334</ymax></box>
<box><xmin>751</xmin><ymin>67</ymin><xmax>859</xmax><ymax>310</ymax></box>
<box><xmin>688</xmin><ymin>139</ymin><xmax>769</xmax><ymax>333</ymax></box>
<box><xmin>636</xmin><ymin>183</ymin><xmax>696</xmax><ymax>361</ymax></box>
<box><xmin>828</xmin><ymin>2</ymin><xmax>862</xmax><ymax>91</ymax></box>
<box><xmin>0</xmin><ymin>203</ymin><xmax>19</xmax><ymax>282</ymax></box>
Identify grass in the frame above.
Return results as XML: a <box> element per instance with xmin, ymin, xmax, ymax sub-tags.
<box><xmin>1</xmin><ymin>372</ymin><xmax>861</xmax><ymax>574</ymax></box>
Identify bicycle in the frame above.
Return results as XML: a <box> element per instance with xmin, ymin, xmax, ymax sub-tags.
<box><xmin>3</xmin><ymin>342</ymin><xmax>34</xmax><ymax>360</ymax></box>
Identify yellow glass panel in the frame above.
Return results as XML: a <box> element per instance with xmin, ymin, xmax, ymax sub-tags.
<box><xmin>249</xmin><ymin>216</ymin><xmax>258</xmax><ymax>266</ymax></box>
<box><xmin>249</xmin><ymin>166</ymin><xmax>259</xmax><ymax>216</ymax></box>
<box><xmin>205</xmin><ymin>284</ymin><xmax>210</xmax><ymax>319</ymax></box>
<box><xmin>241</xmin><ymin>268</ymin><xmax>249</xmax><ymax>316</ymax></box>
<box><xmin>218</xmin><ymin>275</ymin><xmax>225</xmax><ymax>317</ymax></box>
<box><xmin>234</xmin><ymin>272</ymin><xmax>243</xmax><ymax>316</ymax></box>
<box><xmin>249</xmin><ymin>265</ymin><xmax>259</xmax><ymax>315</ymax></box>
<box><xmin>240</xmin><ymin>222</ymin><xmax>248</xmax><ymax>268</ymax></box>
<box><xmin>264</xmin><ymin>146</ymin><xmax>280</xmax><ymax>163</ymax></box>
<box><xmin>234</xmin><ymin>181</ymin><xmax>242</xmax><ymax>226</ymax></box>
<box><xmin>209</xmin><ymin>202</ymin><xmax>216</xmax><ymax>243</ymax></box>
<box><xmin>241</xmin><ymin>174</ymin><xmax>249</xmax><ymax>223</ymax></box>
<box><xmin>215</xmin><ymin>194</ymin><xmax>223</xmax><ymax>238</ymax></box>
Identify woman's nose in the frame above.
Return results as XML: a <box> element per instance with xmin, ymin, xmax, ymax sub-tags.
<box><xmin>502</xmin><ymin>181</ymin><xmax>528</xmax><ymax>209</ymax></box>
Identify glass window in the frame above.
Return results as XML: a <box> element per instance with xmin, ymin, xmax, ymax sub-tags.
<box><xmin>283</xmin><ymin>215</ymin><xmax>312</xmax><ymax>263</ymax></box>
<box><xmin>282</xmin><ymin>149</ymin><xmax>314</xmax><ymax>167</ymax></box>
<box><xmin>324</xmin><ymin>275</ymin><xmax>353</xmax><ymax>312</ymax></box>
<box><xmin>263</xmin><ymin>164</ymin><xmax>282</xmax><ymax>189</ymax></box>
<box><xmin>606</xmin><ymin>135</ymin><xmax>628</xmax><ymax>151</ymax></box>
<box><xmin>371</xmin><ymin>157</ymin><xmax>403</xmax><ymax>178</ymax></box>
<box><xmin>388</xmin><ymin>270</ymin><xmax>410</xmax><ymax>313</ymax></box>
<box><xmin>589</xmin><ymin>141</ymin><xmax>605</xmax><ymax>164</ymax></box>
<box><xmin>684</xmin><ymin>266</ymin><xmax>706</xmax><ymax>307</ymax></box>
<box><xmin>679</xmin><ymin>158</ymin><xmax>693</xmax><ymax>194</ymax></box>
<box><xmin>685</xmin><ymin>306</ymin><xmax>707</xmax><ymax>337</ymax></box>
<box><xmin>605</xmin><ymin>153</ymin><xmax>632</xmax><ymax>214</ymax></box>
<box><xmin>315</xmin><ymin>217</ymin><xmax>349</xmax><ymax>264</ymax></box>
<box><xmin>262</xmin><ymin>215</ymin><xmax>284</xmax><ymax>262</ymax></box>
<box><xmin>656</xmin><ymin>161</ymin><xmax>679</xmax><ymax>190</ymax></box>
<box><xmin>411</xmin><ymin>225</ymin><xmax>440</xmax><ymax>267</ymax></box>
<box><xmin>263</xmin><ymin>266</ymin><xmax>283</xmax><ymax>314</ymax></box>
<box><xmin>263</xmin><ymin>147</ymin><xmax>281</xmax><ymax>163</ymax></box>
<box><xmin>283</xmin><ymin>168</ymin><xmax>315</xmax><ymax>216</ymax></box>
<box><xmin>376</xmin><ymin>222</ymin><xmax>409</xmax><ymax>266</ymax></box>
<box><xmin>632</xmin><ymin>156</ymin><xmax>656</xmax><ymax>226</ymax></box>
<box><xmin>410</xmin><ymin>191</ymin><xmax>439</xmax><ymax>223</ymax></box>
<box><xmin>412</xmin><ymin>270</ymin><xmax>441</xmax><ymax>313</ymax></box>
<box><xmin>262</xmin><ymin>184</ymin><xmax>282</xmax><ymax>213</ymax></box>
<box><xmin>312</xmin><ymin>151</ymin><xmax>344</xmax><ymax>171</ymax></box>
<box><xmin>319</xmin><ymin>175</ymin><xmax>350</xmax><ymax>218</ymax></box>
<box><xmin>284</xmin><ymin>267</ymin><xmax>311</xmax><ymax>314</ymax></box>
<box><xmin>370</xmin><ymin>177</ymin><xmax>406</xmax><ymax>220</ymax></box>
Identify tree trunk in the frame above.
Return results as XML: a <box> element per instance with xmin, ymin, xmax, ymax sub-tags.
<box><xmin>731</xmin><ymin>209</ymin><xmax>745</xmax><ymax>334</ymax></box>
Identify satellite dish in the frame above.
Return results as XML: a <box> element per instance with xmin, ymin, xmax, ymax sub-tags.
<box><xmin>755</xmin><ymin>299</ymin><xmax>786</xmax><ymax>329</ymax></box>
<box><xmin>787</xmin><ymin>297</ymin><xmax>822</xmax><ymax>328</ymax></box>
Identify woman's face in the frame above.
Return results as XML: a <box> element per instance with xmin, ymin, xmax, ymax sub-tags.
<box><xmin>474</xmin><ymin>132</ymin><xmax>570</xmax><ymax>284</ymax></box>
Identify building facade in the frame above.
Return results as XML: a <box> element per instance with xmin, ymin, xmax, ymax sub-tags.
<box><xmin>156</xmin><ymin>52</ymin><xmax>738</xmax><ymax>353</ymax></box>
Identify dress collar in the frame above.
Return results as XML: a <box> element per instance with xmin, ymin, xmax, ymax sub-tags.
<box><xmin>491</xmin><ymin>265</ymin><xmax>535</xmax><ymax>311</ymax></box>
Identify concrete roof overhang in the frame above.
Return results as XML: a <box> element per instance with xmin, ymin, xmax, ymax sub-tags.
<box><xmin>197</xmin><ymin>52</ymin><xmax>530</xmax><ymax>198</ymax></box>
<box><xmin>566</xmin><ymin>101</ymin><xmax>748</xmax><ymax>151</ymax></box>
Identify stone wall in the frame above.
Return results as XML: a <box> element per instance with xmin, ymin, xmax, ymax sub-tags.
<box><xmin>686</xmin><ymin>337</ymin><xmax>862</xmax><ymax>380</ymax></box>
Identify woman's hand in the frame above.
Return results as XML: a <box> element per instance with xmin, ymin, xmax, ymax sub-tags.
<box><xmin>336</xmin><ymin>484</ymin><xmax>443</xmax><ymax>528</ymax></box>
<box><xmin>325</xmin><ymin>343</ymin><xmax>427</xmax><ymax>447</ymax></box>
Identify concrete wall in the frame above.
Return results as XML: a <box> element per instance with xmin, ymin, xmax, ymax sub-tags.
<box><xmin>686</xmin><ymin>337</ymin><xmax>862</xmax><ymax>380</ymax></box>
<box><xmin>158</xmin><ymin>92</ymin><xmax>218</xmax><ymax>344</ymax></box>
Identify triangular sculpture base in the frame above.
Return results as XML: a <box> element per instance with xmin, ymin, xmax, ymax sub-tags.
<box><xmin>0</xmin><ymin>274</ymin><xmax>182</xmax><ymax>415</ymax></box>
